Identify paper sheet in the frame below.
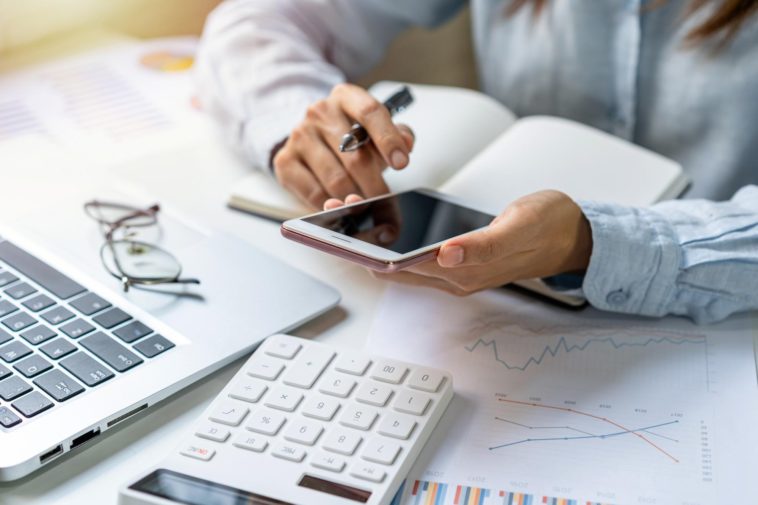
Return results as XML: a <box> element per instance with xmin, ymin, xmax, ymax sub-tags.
<box><xmin>0</xmin><ymin>36</ymin><xmax>211</xmax><ymax>168</ymax></box>
<box><xmin>368</xmin><ymin>285</ymin><xmax>758</xmax><ymax>505</ymax></box>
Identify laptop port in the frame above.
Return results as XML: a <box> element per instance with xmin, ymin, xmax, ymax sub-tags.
<box><xmin>39</xmin><ymin>444</ymin><xmax>63</xmax><ymax>464</ymax></box>
<box><xmin>107</xmin><ymin>403</ymin><xmax>148</xmax><ymax>428</ymax></box>
<box><xmin>70</xmin><ymin>427</ymin><xmax>101</xmax><ymax>449</ymax></box>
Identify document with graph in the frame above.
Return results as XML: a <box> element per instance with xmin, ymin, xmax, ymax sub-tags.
<box><xmin>368</xmin><ymin>285</ymin><xmax>758</xmax><ymax>505</ymax></box>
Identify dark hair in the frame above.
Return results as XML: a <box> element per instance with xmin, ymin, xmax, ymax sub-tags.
<box><xmin>506</xmin><ymin>0</ymin><xmax>758</xmax><ymax>46</ymax></box>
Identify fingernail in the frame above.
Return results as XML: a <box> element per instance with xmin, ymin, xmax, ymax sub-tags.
<box><xmin>438</xmin><ymin>245</ymin><xmax>464</xmax><ymax>267</ymax></box>
<box><xmin>390</xmin><ymin>150</ymin><xmax>408</xmax><ymax>169</ymax></box>
<box><xmin>379</xmin><ymin>230</ymin><xmax>393</xmax><ymax>244</ymax></box>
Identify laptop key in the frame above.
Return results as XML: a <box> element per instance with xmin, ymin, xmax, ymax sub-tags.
<box><xmin>0</xmin><ymin>328</ymin><xmax>12</xmax><ymax>346</ymax></box>
<box><xmin>0</xmin><ymin>341</ymin><xmax>32</xmax><ymax>362</ymax></box>
<box><xmin>0</xmin><ymin>241</ymin><xmax>85</xmax><ymax>299</ymax></box>
<box><xmin>60</xmin><ymin>318</ymin><xmax>95</xmax><ymax>339</ymax></box>
<box><xmin>60</xmin><ymin>352</ymin><xmax>114</xmax><ymax>387</ymax></box>
<box><xmin>92</xmin><ymin>308</ymin><xmax>131</xmax><ymax>329</ymax></box>
<box><xmin>40</xmin><ymin>306</ymin><xmax>75</xmax><ymax>325</ymax></box>
<box><xmin>0</xmin><ymin>271</ymin><xmax>18</xmax><ymax>288</ymax></box>
<box><xmin>0</xmin><ymin>363</ymin><xmax>11</xmax><ymax>380</ymax></box>
<box><xmin>40</xmin><ymin>338</ymin><xmax>77</xmax><ymax>360</ymax></box>
<box><xmin>4</xmin><ymin>282</ymin><xmax>37</xmax><ymax>300</ymax></box>
<box><xmin>22</xmin><ymin>294</ymin><xmax>55</xmax><ymax>313</ymax></box>
<box><xmin>20</xmin><ymin>325</ymin><xmax>56</xmax><ymax>345</ymax></box>
<box><xmin>114</xmin><ymin>321</ymin><xmax>152</xmax><ymax>343</ymax></box>
<box><xmin>0</xmin><ymin>375</ymin><xmax>32</xmax><ymax>400</ymax></box>
<box><xmin>70</xmin><ymin>292</ymin><xmax>111</xmax><ymax>316</ymax></box>
<box><xmin>133</xmin><ymin>334</ymin><xmax>175</xmax><ymax>358</ymax></box>
<box><xmin>2</xmin><ymin>312</ymin><xmax>36</xmax><ymax>332</ymax></box>
<box><xmin>12</xmin><ymin>391</ymin><xmax>53</xmax><ymax>418</ymax></box>
<box><xmin>0</xmin><ymin>406</ymin><xmax>22</xmax><ymax>427</ymax></box>
<box><xmin>13</xmin><ymin>354</ymin><xmax>53</xmax><ymax>378</ymax></box>
<box><xmin>81</xmin><ymin>332</ymin><xmax>143</xmax><ymax>372</ymax></box>
<box><xmin>34</xmin><ymin>369</ymin><xmax>84</xmax><ymax>402</ymax></box>
<box><xmin>0</xmin><ymin>300</ymin><xmax>18</xmax><ymax>318</ymax></box>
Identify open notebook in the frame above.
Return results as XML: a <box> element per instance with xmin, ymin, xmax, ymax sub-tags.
<box><xmin>229</xmin><ymin>81</ymin><xmax>687</xmax><ymax>220</ymax></box>
<box><xmin>230</xmin><ymin>81</ymin><xmax>688</xmax><ymax>305</ymax></box>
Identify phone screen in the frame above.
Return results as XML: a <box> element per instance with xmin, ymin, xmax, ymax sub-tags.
<box><xmin>303</xmin><ymin>191</ymin><xmax>494</xmax><ymax>254</ymax></box>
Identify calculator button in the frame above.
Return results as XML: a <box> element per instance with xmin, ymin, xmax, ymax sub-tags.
<box><xmin>264</xmin><ymin>386</ymin><xmax>304</xmax><ymax>412</ymax></box>
<box><xmin>339</xmin><ymin>404</ymin><xmax>378</xmax><ymax>431</ymax></box>
<box><xmin>195</xmin><ymin>422</ymin><xmax>231</xmax><ymax>442</ymax></box>
<box><xmin>246</xmin><ymin>409</ymin><xmax>286</xmax><ymax>435</ymax></box>
<box><xmin>229</xmin><ymin>381</ymin><xmax>267</xmax><ymax>403</ymax></box>
<box><xmin>301</xmin><ymin>396</ymin><xmax>340</xmax><ymax>421</ymax></box>
<box><xmin>209</xmin><ymin>402</ymin><xmax>249</xmax><ymax>426</ymax></box>
<box><xmin>407</xmin><ymin>368</ymin><xmax>445</xmax><ymax>392</ymax></box>
<box><xmin>232</xmin><ymin>433</ymin><xmax>268</xmax><ymax>452</ymax></box>
<box><xmin>284</xmin><ymin>418</ymin><xmax>324</xmax><ymax>446</ymax></box>
<box><xmin>377</xmin><ymin>413</ymin><xmax>417</xmax><ymax>440</ymax></box>
<box><xmin>333</xmin><ymin>354</ymin><xmax>371</xmax><ymax>376</ymax></box>
<box><xmin>282</xmin><ymin>347</ymin><xmax>335</xmax><ymax>389</ymax></box>
<box><xmin>272</xmin><ymin>443</ymin><xmax>306</xmax><ymax>462</ymax></box>
<box><xmin>370</xmin><ymin>361</ymin><xmax>408</xmax><ymax>384</ymax></box>
<box><xmin>317</xmin><ymin>372</ymin><xmax>356</xmax><ymax>398</ymax></box>
<box><xmin>264</xmin><ymin>337</ymin><xmax>301</xmax><ymax>359</ymax></box>
<box><xmin>311</xmin><ymin>451</ymin><xmax>346</xmax><ymax>473</ymax></box>
<box><xmin>350</xmin><ymin>463</ymin><xmax>386</xmax><ymax>483</ymax></box>
<box><xmin>361</xmin><ymin>437</ymin><xmax>401</xmax><ymax>465</ymax></box>
<box><xmin>323</xmin><ymin>428</ymin><xmax>363</xmax><ymax>456</ymax></box>
<box><xmin>393</xmin><ymin>390</ymin><xmax>431</xmax><ymax>416</ymax></box>
<box><xmin>247</xmin><ymin>358</ymin><xmax>284</xmax><ymax>381</ymax></box>
<box><xmin>355</xmin><ymin>381</ymin><xmax>393</xmax><ymax>407</ymax></box>
<box><xmin>180</xmin><ymin>443</ymin><xmax>215</xmax><ymax>461</ymax></box>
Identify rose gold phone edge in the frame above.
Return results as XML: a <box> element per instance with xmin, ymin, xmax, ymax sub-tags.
<box><xmin>280</xmin><ymin>226</ymin><xmax>438</xmax><ymax>273</ymax></box>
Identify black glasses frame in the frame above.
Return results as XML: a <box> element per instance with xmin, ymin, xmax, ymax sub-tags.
<box><xmin>84</xmin><ymin>200</ymin><xmax>200</xmax><ymax>292</ymax></box>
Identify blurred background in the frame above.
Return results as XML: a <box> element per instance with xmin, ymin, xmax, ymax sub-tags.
<box><xmin>0</xmin><ymin>0</ymin><xmax>477</xmax><ymax>88</ymax></box>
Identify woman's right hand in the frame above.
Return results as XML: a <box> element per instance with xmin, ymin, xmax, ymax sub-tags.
<box><xmin>273</xmin><ymin>83</ymin><xmax>415</xmax><ymax>210</ymax></box>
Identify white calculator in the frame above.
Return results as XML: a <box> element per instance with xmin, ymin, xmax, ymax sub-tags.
<box><xmin>119</xmin><ymin>334</ymin><xmax>453</xmax><ymax>505</ymax></box>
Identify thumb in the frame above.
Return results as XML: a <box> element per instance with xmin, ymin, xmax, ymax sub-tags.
<box><xmin>437</xmin><ymin>222</ymin><xmax>509</xmax><ymax>268</ymax></box>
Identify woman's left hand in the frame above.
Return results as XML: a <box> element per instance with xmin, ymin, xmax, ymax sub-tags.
<box><xmin>328</xmin><ymin>190</ymin><xmax>593</xmax><ymax>295</ymax></box>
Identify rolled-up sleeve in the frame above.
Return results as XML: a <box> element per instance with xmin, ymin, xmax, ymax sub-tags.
<box><xmin>195</xmin><ymin>0</ymin><xmax>464</xmax><ymax>170</ymax></box>
<box><xmin>578</xmin><ymin>185</ymin><xmax>758</xmax><ymax>323</ymax></box>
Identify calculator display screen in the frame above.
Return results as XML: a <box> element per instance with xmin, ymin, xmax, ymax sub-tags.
<box><xmin>130</xmin><ymin>469</ymin><xmax>293</xmax><ymax>505</ymax></box>
<box><xmin>303</xmin><ymin>190</ymin><xmax>494</xmax><ymax>254</ymax></box>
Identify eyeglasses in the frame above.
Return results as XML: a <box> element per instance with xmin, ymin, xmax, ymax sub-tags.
<box><xmin>84</xmin><ymin>200</ymin><xmax>200</xmax><ymax>292</ymax></box>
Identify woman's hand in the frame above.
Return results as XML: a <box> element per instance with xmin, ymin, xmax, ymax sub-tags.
<box><xmin>274</xmin><ymin>83</ymin><xmax>415</xmax><ymax>210</ymax></box>
<box><xmin>328</xmin><ymin>191</ymin><xmax>593</xmax><ymax>295</ymax></box>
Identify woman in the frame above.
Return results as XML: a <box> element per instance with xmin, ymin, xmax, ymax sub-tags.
<box><xmin>196</xmin><ymin>0</ymin><xmax>758</xmax><ymax>323</ymax></box>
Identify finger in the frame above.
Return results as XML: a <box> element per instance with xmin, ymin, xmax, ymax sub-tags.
<box><xmin>324</xmin><ymin>198</ymin><xmax>344</xmax><ymax>210</ymax></box>
<box><xmin>333</xmin><ymin>83</ymin><xmax>410</xmax><ymax>169</ymax></box>
<box><xmin>274</xmin><ymin>155</ymin><xmax>329</xmax><ymax>210</ymax></box>
<box><xmin>344</xmin><ymin>194</ymin><xmax>364</xmax><ymax>204</ymax></box>
<box><xmin>341</xmin><ymin>143</ymin><xmax>392</xmax><ymax>197</ymax></box>
<box><xmin>397</xmin><ymin>124</ymin><xmax>415</xmax><ymax>153</ymax></box>
<box><xmin>437</xmin><ymin>218</ymin><xmax>523</xmax><ymax>268</ymax></box>
<box><xmin>293</xmin><ymin>127</ymin><xmax>361</xmax><ymax>199</ymax></box>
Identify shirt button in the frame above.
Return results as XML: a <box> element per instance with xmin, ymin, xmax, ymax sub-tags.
<box><xmin>606</xmin><ymin>290</ymin><xmax>629</xmax><ymax>306</ymax></box>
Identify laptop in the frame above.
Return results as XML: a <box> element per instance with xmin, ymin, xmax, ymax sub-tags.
<box><xmin>0</xmin><ymin>182</ymin><xmax>340</xmax><ymax>482</ymax></box>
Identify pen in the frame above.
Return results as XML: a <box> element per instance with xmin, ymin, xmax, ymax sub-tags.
<box><xmin>339</xmin><ymin>85</ymin><xmax>414</xmax><ymax>153</ymax></box>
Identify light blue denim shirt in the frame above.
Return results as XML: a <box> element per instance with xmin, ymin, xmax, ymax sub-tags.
<box><xmin>196</xmin><ymin>0</ymin><xmax>758</xmax><ymax>323</ymax></box>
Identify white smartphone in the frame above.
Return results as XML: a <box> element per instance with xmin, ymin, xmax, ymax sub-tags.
<box><xmin>281</xmin><ymin>188</ymin><xmax>494</xmax><ymax>272</ymax></box>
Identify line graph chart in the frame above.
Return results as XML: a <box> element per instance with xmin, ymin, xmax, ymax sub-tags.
<box><xmin>490</xmin><ymin>399</ymin><xmax>680</xmax><ymax>462</ymax></box>
<box><xmin>465</xmin><ymin>334</ymin><xmax>707</xmax><ymax>372</ymax></box>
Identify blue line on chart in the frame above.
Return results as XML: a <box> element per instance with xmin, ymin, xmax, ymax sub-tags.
<box><xmin>465</xmin><ymin>335</ymin><xmax>706</xmax><ymax>372</ymax></box>
<box><xmin>489</xmin><ymin>420</ymin><xmax>679</xmax><ymax>450</ymax></box>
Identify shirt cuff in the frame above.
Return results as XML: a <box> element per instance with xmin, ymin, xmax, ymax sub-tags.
<box><xmin>578</xmin><ymin>200</ymin><xmax>682</xmax><ymax>317</ymax></box>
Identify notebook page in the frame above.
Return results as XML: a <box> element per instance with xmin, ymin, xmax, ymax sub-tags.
<box><xmin>440</xmin><ymin>116</ymin><xmax>686</xmax><ymax>215</ymax></box>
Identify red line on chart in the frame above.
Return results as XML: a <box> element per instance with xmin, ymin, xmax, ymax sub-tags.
<box><xmin>497</xmin><ymin>398</ymin><xmax>680</xmax><ymax>463</ymax></box>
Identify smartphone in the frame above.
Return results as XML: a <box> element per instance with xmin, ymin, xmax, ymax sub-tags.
<box><xmin>281</xmin><ymin>188</ymin><xmax>495</xmax><ymax>272</ymax></box>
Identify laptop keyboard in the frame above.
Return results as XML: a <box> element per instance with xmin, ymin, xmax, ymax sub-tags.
<box><xmin>0</xmin><ymin>239</ymin><xmax>175</xmax><ymax>430</ymax></box>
